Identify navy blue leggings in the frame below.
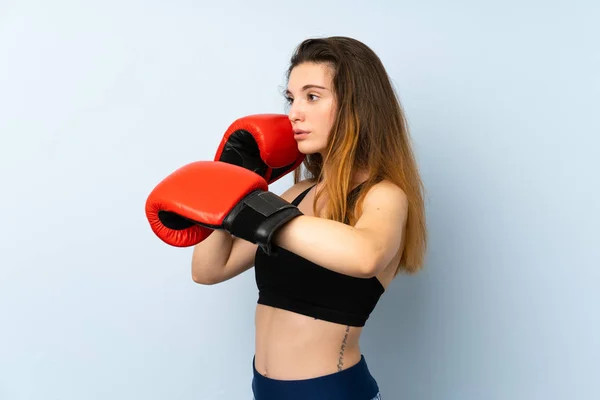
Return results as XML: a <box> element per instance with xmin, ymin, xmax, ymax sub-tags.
<box><xmin>251</xmin><ymin>355</ymin><xmax>382</xmax><ymax>400</ymax></box>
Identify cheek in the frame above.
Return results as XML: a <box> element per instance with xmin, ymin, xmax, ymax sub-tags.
<box><xmin>318</xmin><ymin>102</ymin><xmax>336</xmax><ymax>132</ymax></box>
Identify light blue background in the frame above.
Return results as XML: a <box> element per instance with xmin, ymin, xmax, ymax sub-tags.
<box><xmin>1</xmin><ymin>1</ymin><xmax>598</xmax><ymax>399</ymax></box>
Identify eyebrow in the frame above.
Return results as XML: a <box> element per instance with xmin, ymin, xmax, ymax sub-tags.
<box><xmin>285</xmin><ymin>84</ymin><xmax>329</xmax><ymax>95</ymax></box>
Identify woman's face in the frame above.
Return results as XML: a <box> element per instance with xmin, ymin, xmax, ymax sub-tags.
<box><xmin>286</xmin><ymin>62</ymin><xmax>337</xmax><ymax>156</ymax></box>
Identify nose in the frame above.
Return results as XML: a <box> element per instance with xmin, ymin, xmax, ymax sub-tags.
<box><xmin>288</xmin><ymin>101</ymin><xmax>304</xmax><ymax>123</ymax></box>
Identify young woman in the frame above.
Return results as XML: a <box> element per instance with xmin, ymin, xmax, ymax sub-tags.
<box><xmin>191</xmin><ymin>36</ymin><xmax>427</xmax><ymax>400</ymax></box>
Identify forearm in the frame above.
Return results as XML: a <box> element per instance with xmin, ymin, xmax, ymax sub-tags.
<box><xmin>191</xmin><ymin>230</ymin><xmax>233</xmax><ymax>281</ymax></box>
<box><xmin>272</xmin><ymin>216</ymin><xmax>377</xmax><ymax>279</ymax></box>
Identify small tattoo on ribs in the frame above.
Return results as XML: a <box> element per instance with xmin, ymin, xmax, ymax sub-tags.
<box><xmin>337</xmin><ymin>325</ymin><xmax>350</xmax><ymax>371</ymax></box>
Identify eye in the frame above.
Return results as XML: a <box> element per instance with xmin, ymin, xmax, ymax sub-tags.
<box><xmin>285</xmin><ymin>96</ymin><xmax>294</xmax><ymax>104</ymax></box>
<box><xmin>308</xmin><ymin>94</ymin><xmax>319</xmax><ymax>101</ymax></box>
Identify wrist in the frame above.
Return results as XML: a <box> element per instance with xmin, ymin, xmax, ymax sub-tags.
<box><xmin>224</xmin><ymin>190</ymin><xmax>303</xmax><ymax>255</ymax></box>
<box><xmin>272</xmin><ymin>214</ymin><xmax>302</xmax><ymax>245</ymax></box>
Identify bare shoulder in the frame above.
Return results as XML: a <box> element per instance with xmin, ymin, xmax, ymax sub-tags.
<box><xmin>278</xmin><ymin>178</ymin><xmax>316</xmax><ymax>203</ymax></box>
<box><xmin>352</xmin><ymin>180</ymin><xmax>409</xmax><ymax>276</ymax></box>
<box><xmin>362</xmin><ymin>180</ymin><xmax>408</xmax><ymax>210</ymax></box>
<box><xmin>356</xmin><ymin>180</ymin><xmax>409</xmax><ymax>229</ymax></box>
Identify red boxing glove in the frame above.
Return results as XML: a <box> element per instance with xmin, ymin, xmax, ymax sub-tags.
<box><xmin>214</xmin><ymin>114</ymin><xmax>304</xmax><ymax>184</ymax></box>
<box><xmin>145</xmin><ymin>161</ymin><xmax>302</xmax><ymax>253</ymax></box>
<box><xmin>144</xmin><ymin>166</ymin><xmax>214</xmax><ymax>247</ymax></box>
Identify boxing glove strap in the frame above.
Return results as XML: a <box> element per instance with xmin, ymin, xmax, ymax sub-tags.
<box><xmin>223</xmin><ymin>190</ymin><xmax>303</xmax><ymax>254</ymax></box>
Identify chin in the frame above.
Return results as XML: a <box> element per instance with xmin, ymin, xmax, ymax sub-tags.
<box><xmin>296</xmin><ymin>141</ymin><xmax>326</xmax><ymax>156</ymax></box>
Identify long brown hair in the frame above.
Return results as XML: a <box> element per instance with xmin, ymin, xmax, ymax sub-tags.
<box><xmin>285</xmin><ymin>36</ymin><xmax>427</xmax><ymax>275</ymax></box>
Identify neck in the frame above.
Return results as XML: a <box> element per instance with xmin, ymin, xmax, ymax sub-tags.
<box><xmin>317</xmin><ymin>165</ymin><xmax>370</xmax><ymax>190</ymax></box>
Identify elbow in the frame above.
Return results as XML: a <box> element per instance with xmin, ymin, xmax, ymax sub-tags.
<box><xmin>358</xmin><ymin>263</ymin><xmax>379</xmax><ymax>279</ymax></box>
<box><xmin>192</xmin><ymin>273</ymin><xmax>219</xmax><ymax>285</ymax></box>
<box><xmin>191</xmin><ymin>268</ymin><xmax>220</xmax><ymax>285</ymax></box>
<box><xmin>354</xmin><ymin>256</ymin><xmax>378</xmax><ymax>279</ymax></box>
<box><xmin>356</xmin><ymin>248</ymin><xmax>385</xmax><ymax>279</ymax></box>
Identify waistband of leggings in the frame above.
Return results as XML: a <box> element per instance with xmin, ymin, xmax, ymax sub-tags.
<box><xmin>251</xmin><ymin>354</ymin><xmax>379</xmax><ymax>400</ymax></box>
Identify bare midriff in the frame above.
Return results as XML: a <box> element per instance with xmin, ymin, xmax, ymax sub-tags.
<box><xmin>253</xmin><ymin>304</ymin><xmax>363</xmax><ymax>380</ymax></box>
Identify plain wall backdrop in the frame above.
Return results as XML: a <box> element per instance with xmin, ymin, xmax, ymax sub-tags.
<box><xmin>1</xmin><ymin>0</ymin><xmax>598</xmax><ymax>399</ymax></box>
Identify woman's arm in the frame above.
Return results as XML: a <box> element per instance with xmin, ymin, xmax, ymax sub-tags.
<box><xmin>272</xmin><ymin>180</ymin><xmax>408</xmax><ymax>279</ymax></box>
<box><xmin>191</xmin><ymin>230</ymin><xmax>257</xmax><ymax>285</ymax></box>
<box><xmin>191</xmin><ymin>179</ymin><xmax>316</xmax><ymax>284</ymax></box>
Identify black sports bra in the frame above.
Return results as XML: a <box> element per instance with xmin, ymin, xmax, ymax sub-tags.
<box><xmin>254</xmin><ymin>184</ymin><xmax>385</xmax><ymax>327</ymax></box>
